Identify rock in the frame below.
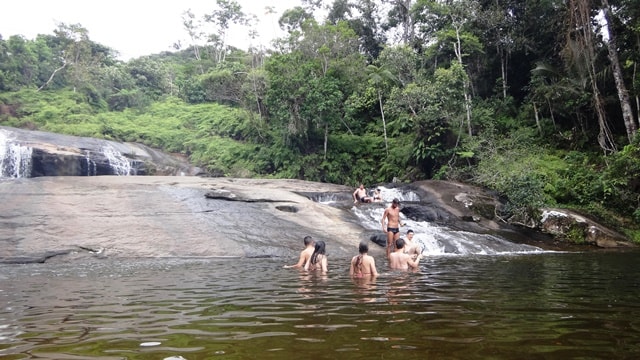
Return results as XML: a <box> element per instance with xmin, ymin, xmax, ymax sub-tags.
<box><xmin>1</xmin><ymin>126</ymin><xmax>199</xmax><ymax>177</ymax></box>
<box><xmin>0</xmin><ymin>176</ymin><xmax>371</xmax><ymax>263</ymax></box>
<box><xmin>412</xmin><ymin>180</ymin><xmax>633</xmax><ymax>248</ymax></box>
<box><xmin>538</xmin><ymin>209</ymin><xmax>631</xmax><ymax>248</ymax></box>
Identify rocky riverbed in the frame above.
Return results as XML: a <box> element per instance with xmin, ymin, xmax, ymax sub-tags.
<box><xmin>1</xmin><ymin>176</ymin><xmax>633</xmax><ymax>264</ymax></box>
<box><xmin>0</xmin><ymin>176</ymin><xmax>367</xmax><ymax>263</ymax></box>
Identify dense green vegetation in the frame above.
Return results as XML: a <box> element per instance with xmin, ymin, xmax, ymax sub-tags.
<box><xmin>1</xmin><ymin>0</ymin><xmax>640</xmax><ymax>241</ymax></box>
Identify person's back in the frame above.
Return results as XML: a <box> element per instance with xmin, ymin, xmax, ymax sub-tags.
<box><xmin>389</xmin><ymin>238</ymin><xmax>422</xmax><ymax>270</ymax></box>
<box><xmin>284</xmin><ymin>236</ymin><xmax>315</xmax><ymax>269</ymax></box>
<box><xmin>305</xmin><ymin>240</ymin><xmax>328</xmax><ymax>273</ymax></box>
<box><xmin>350</xmin><ymin>242</ymin><xmax>378</xmax><ymax>277</ymax></box>
<box><xmin>389</xmin><ymin>251</ymin><xmax>411</xmax><ymax>270</ymax></box>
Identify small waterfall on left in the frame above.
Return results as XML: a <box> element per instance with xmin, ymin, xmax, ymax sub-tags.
<box><xmin>0</xmin><ymin>129</ymin><xmax>32</xmax><ymax>179</ymax></box>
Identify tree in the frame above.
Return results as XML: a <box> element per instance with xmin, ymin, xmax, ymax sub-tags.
<box><xmin>265</xmin><ymin>20</ymin><xmax>364</xmax><ymax>157</ymax></box>
<box><xmin>204</xmin><ymin>0</ymin><xmax>247</xmax><ymax>63</ymax></box>
<box><xmin>384</xmin><ymin>0</ymin><xmax>416</xmax><ymax>45</ymax></box>
<box><xmin>366</xmin><ymin>64</ymin><xmax>397</xmax><ymax>155</ymax></box>
<box><xmin>564</xmin><ymin>0</ymin><xmax>616</xmax><ymax>153</ymax></box>
<box><xmin>601</xmin><ymin>0</ymin><xmax>637</xmax><ymax>142</ymax></box>
<box><xmin>181</xmin><ymin>9</ymin><xmax>204</xmax><ymax>71</ymax></box>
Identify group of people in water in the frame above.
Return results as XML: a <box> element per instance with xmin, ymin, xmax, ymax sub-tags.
<box><xmin>284</xmin><ymin>191</ymin><xmax>423</xmax><ymax>277</ymax></box>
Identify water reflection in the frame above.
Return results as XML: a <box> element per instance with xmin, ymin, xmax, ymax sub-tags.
<box><xmin>1</xmin><ymin>253</ymin><xmax>640</xmax><ymax>359</ymax></box>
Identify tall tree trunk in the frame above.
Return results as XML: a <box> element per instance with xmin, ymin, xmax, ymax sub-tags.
<box><xmin>635</xmin><ymin>62</ymin><xmax>640</xmax><ymax>129</ymax></box>
<box><xmin>453</xmin><ymin>24</ymin><xmax>473</xmax><ymax>136</ymax></box>
<box><xmin>500</xmin><ymin>47</ymin><xmax>508</xmax><ymax>99</ymax></box>
<box><xmin>324</xmin><ymin>123</ymin><xmax>328</xmax><ymax>160</ymax></box>
<box><xmin>601</xmin><ymin>0</ymin><xmax>637</xmax><ymax>142</ymax></box>
<box><xmin>533</xmin><ymin>102</ymin><xmax>542</xmax><ymax>135</ymax></box>
<box><xmin>38</xmin><ymin>62</ymin><xmax>67</xmax><ymax>91</ymax></box>
<box><xmin>378</xmin><ymin>90</ymin><xmax>389</xmax><ymax>155</ymax></box>
<box><xmin>568</xmin><ymin>0</ymin><xmax>616</xmax><ymax>152</ymax></box>
<box><xmin>395</xmin><ymin>0</ymin><xmax>414</xmax><ymax>45</ymax></box>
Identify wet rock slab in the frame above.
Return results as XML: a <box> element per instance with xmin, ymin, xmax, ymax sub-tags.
<box><xmin>0</xmin><ymin>176</ymin><xmax>366</xmax><ymax>263</ymax></box>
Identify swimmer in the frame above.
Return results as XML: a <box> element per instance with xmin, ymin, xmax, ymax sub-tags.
<box><xmin>389</xmin><ymin>238</ymin><xmax>422</xmax><ymax>271</ymax></box>
<box><xmin>283</xmin><ymin>236</ymin><xmax>315</xmax><ymax>269</ymax></box>
<box><xmin>350</xmin><ymin>241</ymin><xmax>378</xmax><ymax>278</ymax></box>
<box><xmin>304</xmin><ymin>240</ymin><xmax>328</xmax><ymax>273</ymax></box>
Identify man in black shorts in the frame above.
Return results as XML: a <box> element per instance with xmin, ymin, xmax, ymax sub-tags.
<box><xmin>381</xmin><ymin>198</ymin><xmax>401</xmax><ymax>259</ymax></box>
<box><xmin>353</xmin><ymin>184</ymin><xmax>372</xmax><ymax>203</ymax></box>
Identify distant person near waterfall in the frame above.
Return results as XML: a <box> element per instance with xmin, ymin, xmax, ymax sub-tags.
<box><xmin>353</xmin><ymin>184</ymin><xmax>373</xmax><ymax>203</ymax></box>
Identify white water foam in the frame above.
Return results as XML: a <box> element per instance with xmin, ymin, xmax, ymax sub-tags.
<box><xmin>0</xmin><ymin>129</ymin><xmax>32</xmax><ymax>179</ymax></box>
<box><xmin>84</xmin><ymin>150</ymin><xmax>97</xmax><ymax>176</ymax></box>
<box><xmin>352</xmin><ymin>187</ymin><xmax>546</xmax><ymax>256</ymax></box>
<box><xmin>101</xmin><ymin>145</ymin><xmax>131</xmax><ymax>176</ymax></box>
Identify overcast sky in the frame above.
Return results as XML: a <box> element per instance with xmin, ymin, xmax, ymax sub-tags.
<box><xmin>0</xmin><ymin>0</ymin><xmax>301</xmax><ymax>60</ymax></box>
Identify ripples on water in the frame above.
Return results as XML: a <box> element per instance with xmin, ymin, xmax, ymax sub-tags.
<box><xmin>1</xmin><ymin>252</ymin><xmax>640</xmax><ymax>359</ymax></box>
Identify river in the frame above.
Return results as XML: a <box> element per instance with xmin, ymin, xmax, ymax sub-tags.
<box><xmin>2</xmin><ymin>251</ymin><xmax>639</xmax><ymax>359</ymax></box>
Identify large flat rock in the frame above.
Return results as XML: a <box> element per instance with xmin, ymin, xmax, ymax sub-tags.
<box><xmin>0</xmin><ymin>176</ymin><xmax>372</xmax><ymax>263</ymax></box>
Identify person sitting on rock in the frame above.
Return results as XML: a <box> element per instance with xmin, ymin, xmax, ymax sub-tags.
<box><xmin>353</xmin><ymin>184</ymin><xmax>373</xmax><ymax>204</ymax></box>
<box><xmin>372</xmin><ymin>188</ymin><xmax>383</xmax><ymax>202</ymax></box>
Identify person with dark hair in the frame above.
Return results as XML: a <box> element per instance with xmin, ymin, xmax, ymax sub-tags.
<box><xmin>284</xmin><ymin>236</ymin><xmax>315</xmax><ymax>269</ymax></box>
<box><xmin>305</xmin><ymin>240</ymin><xmax>328</xmax><ymax>272</ymax></box>
<box><xmin>350</xmin><ymin>241</ymin><xmax>378</xmax><ymax>278</ymax></box>
<box><xmin>381</xmin><ymin>198</ymin><xmax>401</xmax><ymax>259</ymax></box>
<box><xmin>372</xmin><ymin>188</ymin><xmax>383</xmax><ymax>202</ymax></box>
<box><xmin>389</xmin><ymin>238</ymin><xmax>422</xmax><ymax>271</ymax></box>
<box><xmin>353</xmin><ymin>184</ymin><xmax>373</xmax><ymax>203</ymax></box>
<box><xmin>403</xmin><ymin>229</ymin><xmax>422</xmax><ymax>259</ymax></box>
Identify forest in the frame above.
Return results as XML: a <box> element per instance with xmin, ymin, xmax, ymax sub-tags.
<box><xmin>1</xmin><ymin>0</ymin><xmax>640</xmax><ymax>242</ymax></box>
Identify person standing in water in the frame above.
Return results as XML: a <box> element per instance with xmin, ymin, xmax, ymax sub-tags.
<box><xmin>381</xmin><ymin>198</ymin><xmax>401</xmax><ymax>259</ymax></box>
<box><xmin>403</xmin><ymin>229</ymin><xmax>422</xmax><ymax>259</ymax></box>
<box><xmin>304</xmin><ymin>240</ymin><xmax>328</xmax><ymax>273</ymax></box>
<box><xmin>283</xmin><ymin>236</ymin><xmax>315</xmax><ymax>269</ymax></box>
<box><xmin>350</xmin><ymin>241</ymin><xmax>378</xmax><ymax>278</ymax></box>
<box><xmin>389</xmin><ymin>238</ymin><xmax>423</xmax><ymax>271</ymax></box>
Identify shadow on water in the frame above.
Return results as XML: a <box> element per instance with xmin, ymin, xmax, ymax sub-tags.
<box><xmin>1</xmin><ymin>252</ymin><xmax>640</xmax><ymax>359</ymax></box>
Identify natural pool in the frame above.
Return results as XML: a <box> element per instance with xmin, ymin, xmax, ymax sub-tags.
<box><xmin>1</xmin><ymin>251</ymin><xmax>639</xmax><ymax>359</ymax></box>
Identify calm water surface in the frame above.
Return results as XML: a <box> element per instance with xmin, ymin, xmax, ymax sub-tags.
<box><xmin>1</xmin><ymin>252</ymin><xmax>640</xmax><ymax>359</ymax></box>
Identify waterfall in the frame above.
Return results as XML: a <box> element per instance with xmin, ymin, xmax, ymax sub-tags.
<box><xmin>351</xmin><ymin>186</ymin><xmax>546</xmax><ymax>256</ymax></box>
<box><xmin>0</xmin><ymin>129</ymin><xmax>32</xmax><ymax>179</ymax></box>
<box><xmin>84</xmin><ymin>150</ymin><xmax>97</xmax><ymax>176</ymax></box>
<box><xmin>101</xmin><ymin>145</ymin><xmax>131</xmax><ymax>176</ymax></box>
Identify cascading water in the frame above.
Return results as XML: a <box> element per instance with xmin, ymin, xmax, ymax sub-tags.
<box><xmin>101</xmin><ymin>145</ymin><xmax>132</xmax><ymax>176</ymax></box>
<box><xmin>350</xmin><ymin>186</ymin><xmax>546</xmax><ymax>256</ymax></box>
<box><xmin>0</xmin><ymin>129</ymin><xmax>32</xmax><ymax>179</ymax></box>
<box><xmin>83</xmin><ymin>150</ymin><xmax>97</xmax><ymax>176</ymax></box>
